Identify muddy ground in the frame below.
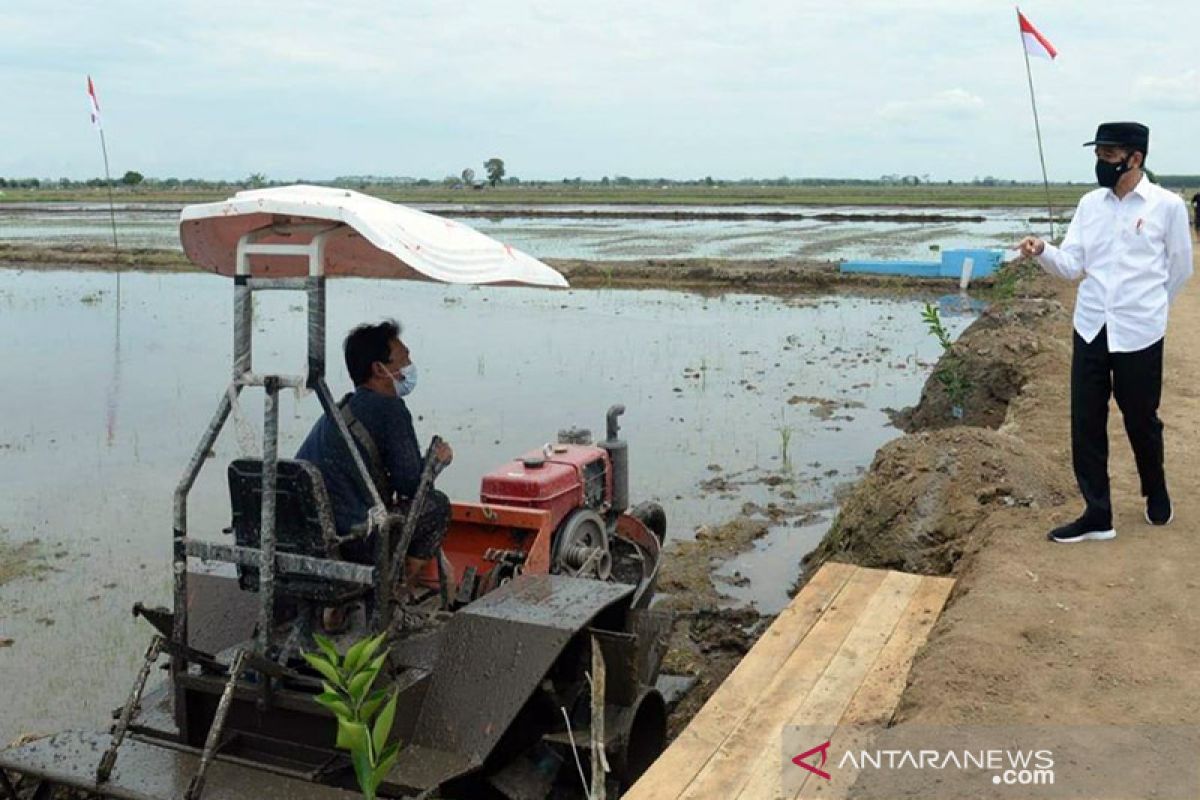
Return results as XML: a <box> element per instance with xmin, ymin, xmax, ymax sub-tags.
<box><xmin>0</xmin><ymin>242</ymin><xmax>995</xmax><ymax>296</ymax></box>
<box><xmin>0</xmin><ymin>538</ymin><xmax>47</xmax><ymax>593</ymax></box>
<box><xmin>793</xmin><ymin>242</ymin><xmax>1200</xmax><ymax>796</ymax></box>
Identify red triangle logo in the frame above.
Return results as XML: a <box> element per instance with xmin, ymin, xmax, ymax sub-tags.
<box><xmin>792</xmin><ymin>740</ymin><xmax>832</xmax><ymax>781</ymax></box>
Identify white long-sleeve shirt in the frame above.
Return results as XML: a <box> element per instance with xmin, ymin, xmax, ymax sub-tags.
<box><xmin>1037</xmin><ymin>175</ymin><xmax>1193</xmax><ymax>352</ymax></box>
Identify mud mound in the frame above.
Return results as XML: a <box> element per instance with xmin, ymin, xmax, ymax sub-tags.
<box><xmin>802</xmin><ymin>428</ymin><xmax>1073</xmax><ymax>577</ymax></box>
<box><xmin>548</xmin><ymin>258</ymin><xmax>964</xmax><ymax>293</ymax></box>
<box><xmin>657</xmin><ymin>518</ymin><xmax>772</xmax><ymax>738</ymax></box>
<box><xmin>895</xmin><ymin>291</ymin><xmax>1068</xmax><ymax>432</ymax></box>
<box><xmin>0</xmin><ymin>538</ymin><xmax>46</xmax><ymax>588</ymax></box>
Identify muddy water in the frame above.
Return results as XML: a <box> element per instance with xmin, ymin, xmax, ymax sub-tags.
<box><xmin>0</xmin><ymin>203</ymin><xmax>1038</xmax><ymax>261</ymax></box>
<box><xmin>0</xmin><ymin>270</ymin><xmax>971</xmax><ymax>742</ymax></box>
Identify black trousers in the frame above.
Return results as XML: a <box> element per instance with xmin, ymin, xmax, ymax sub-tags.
<box><xmin>343</xmin><ymin>489</ymin><xmax>451</xmax><ymax>563</ymax></box>
<box><xmin>1071</xmin><ymin>326</ymin><xmax>1165</xmax><ymax>525</ymax></box>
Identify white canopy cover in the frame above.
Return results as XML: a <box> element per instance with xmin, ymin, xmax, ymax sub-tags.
<box><xmin>179</xmin><ymin>184</ymin><xmax>568</xmax><ymax>287</ymax></box>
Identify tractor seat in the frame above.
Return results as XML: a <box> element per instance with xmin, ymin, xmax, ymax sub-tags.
<box><xmin>227</xmin><ymin>458</ymin><xmax>366</xmax><ymax>604</ymax></box>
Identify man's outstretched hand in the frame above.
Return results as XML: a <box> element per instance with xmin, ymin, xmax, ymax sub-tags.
<box><xmin>434</xmin><ymin>440</ymin><xmax>454</xmax><ymax>466</ymax></box>
<box><xmin>1016</xmin><ymin>236</ymin><xmax>1046</xmax><ymax>258</ymax></box>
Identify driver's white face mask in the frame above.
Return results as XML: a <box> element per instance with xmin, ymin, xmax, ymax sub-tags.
<box><xmin>388</xmin><ymin>363</ymin><xmax>417</xmax><ymax>397</ymax></box>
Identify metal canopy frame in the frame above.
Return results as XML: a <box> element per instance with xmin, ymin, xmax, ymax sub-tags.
<box><xmin>172</xmin><ymin>222</ymin><xmax>394</xmax><ymax>681</ymax></box>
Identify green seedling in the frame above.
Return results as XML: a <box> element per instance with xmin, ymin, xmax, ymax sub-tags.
<box><xmin>304</xmin><ymin>632</ymin><xmax>400</xmax><ymax>800</ymax></box>
<box><xmin>921</xmin><ymin>302</ymin><xmax>971</xmax><ymax>418</ymax></box>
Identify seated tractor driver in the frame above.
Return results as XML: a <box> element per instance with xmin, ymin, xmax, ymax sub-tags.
<box><xmin>296</xmin><ymin>319</ymin><xmax>453</xmax><ymax>623</ymax></box>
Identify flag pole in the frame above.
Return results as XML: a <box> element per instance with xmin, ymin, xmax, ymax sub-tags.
<box><xmin>98</xmin><ymin>126</ymin><xmax>119</xmax><ymax>253</ymax></box>
<box><xmin>1018</xmin><ymin>7</ymin><xmax>1056</xmax><ymax>240</ymax></box>
<box><xmin>89</xmin><ymin>75</ymin><xmax>120</xmax><ymax>302</ymax></box>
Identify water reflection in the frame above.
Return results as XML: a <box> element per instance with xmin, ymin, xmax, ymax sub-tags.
<box><xmin>105</xmin><ymin>290</ymin><xmax>123</xmax><ymax>447</ymax></box>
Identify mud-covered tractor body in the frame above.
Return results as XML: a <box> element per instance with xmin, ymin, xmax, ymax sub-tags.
<box><xmin>0</xmin><ymin>187</ymin><xmax>670</xmax><ymax>800</ymax></box>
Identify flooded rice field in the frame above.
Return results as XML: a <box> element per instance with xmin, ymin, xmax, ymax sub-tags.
<box><xmin>0</xmin><ymin>202</ymin><xmax>1042</xmax><ymax>261</ymax></box>
<box><xmin>0</xmin><ymin>269</ymin><xmax>972</xmax><ymax>742</ymax></box>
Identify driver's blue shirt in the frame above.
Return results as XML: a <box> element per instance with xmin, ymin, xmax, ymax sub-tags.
<box><xmin>296</xmin><ymin>386</ymin><xmax>423</xmax><ymax>536</ymax></box>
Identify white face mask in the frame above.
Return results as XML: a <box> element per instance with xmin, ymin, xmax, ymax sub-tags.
<box><xmin>390</xmin><ymin>363</ymin><xmax>417</xmax><ymax>397</ymax></box>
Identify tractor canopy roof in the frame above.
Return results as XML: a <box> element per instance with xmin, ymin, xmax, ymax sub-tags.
<box><xmin>178</xmin><ymin>184</ymin><xmax>568</xmax><ymax>287</ymax></box>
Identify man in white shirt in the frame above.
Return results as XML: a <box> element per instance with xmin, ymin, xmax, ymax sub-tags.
<box><xmin>1018</xmin><ymin>121</ymin><xmax>1193</xmax><ymax>543</ymax></box>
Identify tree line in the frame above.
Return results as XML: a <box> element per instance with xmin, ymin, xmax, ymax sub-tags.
<box><xmin>5</xmin><ymin>166</ymin><xmax>1199</xmax><ymax>191</ymax></box>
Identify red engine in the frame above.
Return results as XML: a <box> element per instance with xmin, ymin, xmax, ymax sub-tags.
<box><xmin>479</xmin><ymin>444</ymin><xmax>613</xmax><ymax>533</ymax></box>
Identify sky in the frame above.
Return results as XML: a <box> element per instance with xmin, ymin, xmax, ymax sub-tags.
<box><xmin>2</xmin><ymin>0</ymin><xmax>1198</xmax><ymax>183</ymax></box>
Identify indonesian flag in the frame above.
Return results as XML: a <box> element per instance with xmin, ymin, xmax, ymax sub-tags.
<box><xmin>1018</xmin><ymin>10</ymin><xmax>1057</xmax><ymax>60</ymax></box>
<box><xmin>87</xmin><ymin>75</ymin><xmax>102</xmax><ymax>129</ymax></box>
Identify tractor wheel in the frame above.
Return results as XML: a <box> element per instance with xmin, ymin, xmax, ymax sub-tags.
<box><xmin>552</xmin><ymin>509</ymin><xmax>612</xmax><ymax>580</ymax></box>
<box><xmin>611</xmin><ymin>688</ymin><xmax>667</xmax><ymax>790</ymax></box>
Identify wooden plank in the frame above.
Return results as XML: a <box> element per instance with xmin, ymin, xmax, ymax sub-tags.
<box><xmin>625</xmin><ymin>562</ymin><xmax>858</xmax><ymax>800</ymax></box>
<box><xmin>792</xmin><ymin>575</ymin><xmax>955</xmax><ymax>800</ymax></box>
<box><xmin>673</xmin><ymin>567</ymin><xmax>893</xmax><ymax>800</ymax></box>
<box><xmin>840</xmin><ymin>576</ymin><xmax>954</xmax><ymax>725</ymax></box>
<box><xmin>731</xmin><ymin>570</ymin><xmax>923</xmax><ymax>800</ymax></box>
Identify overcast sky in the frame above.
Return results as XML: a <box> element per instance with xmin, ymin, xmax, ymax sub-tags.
<box><xmin>2</xmin><ymin>0</ymin><xmax>1197</xmax><ymax>182</ymax></box>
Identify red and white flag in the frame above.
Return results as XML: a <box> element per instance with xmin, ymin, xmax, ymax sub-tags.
<box><xmin>87</xmin><ymin>75</ymin><xmax>102</xmax><ymax>129</ymax></box>
<box><xmin>1018</xmin><ymin>10</ymin><xmax>1057</xmax><ymax>60</ymax></box>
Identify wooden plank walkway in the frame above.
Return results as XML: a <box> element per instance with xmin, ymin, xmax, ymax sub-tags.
<box><xmin>626</xmin><ymin>562</ymin><xmax>954</xmax><ymax>800</ymax></box>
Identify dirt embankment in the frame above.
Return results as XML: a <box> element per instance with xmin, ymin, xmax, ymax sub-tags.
<box><xmin>550</xmin><ymin>258</ymin><xmax>971</xmax><ymax>295</ymax></box>
<box><xmin>803</xmin><ymin>245</ymin><xmax>1200</xmax><ymax>736</ymax></box>
<box><xmin>803</xmin><ymin>429</ymin><xmax>1073</xmax><ymax>576</ymax></box>
<box><xmin>0</xmin><ymin>242</ymin><xmax>984</xmax><ymax>296</ymax></box>
<box><xmin>805</xmin><ymin>259</ymin><xmax>1071</xmax><ymax>577</ymax></box>
<box><xmin>646</xmin><ymin>262</ymin><xmax>1049</xmax><ymax>739</ymax></box>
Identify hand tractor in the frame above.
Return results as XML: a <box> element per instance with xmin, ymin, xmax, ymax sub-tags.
<box><xmin>0</xmin><ymin>187</ymin><xmax>672</xmax><ymax>800</ymax></box>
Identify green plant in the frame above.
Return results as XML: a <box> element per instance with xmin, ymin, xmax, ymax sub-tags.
<box><xmin>921</xmin><ymin>302</ymin><xmax>971</xmax><ymax>417</ymax></box>
<box><xmin>777</xmin><ymin>423</ymin><xmax>794</xmax><ymax>468</ymax></box>
<box><xmin>305</xmin><ymin>633</ymin><xmax>399</xmax><ymax>800</ymax></box>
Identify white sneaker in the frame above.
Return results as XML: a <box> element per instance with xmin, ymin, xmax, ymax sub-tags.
<box><xmin>1048</xmin><ymin>518</ymin><xmax>1117</xmax><ymax>543</ymax></box>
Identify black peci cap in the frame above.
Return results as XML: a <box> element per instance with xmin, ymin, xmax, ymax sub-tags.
<box><xmin>1083</xmin><ymin>122</ymin><xmax>1149</xmax><ymax>156</ymax></box>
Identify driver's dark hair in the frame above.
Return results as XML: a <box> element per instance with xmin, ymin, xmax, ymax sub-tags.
<box><xmin>344</xmin><ymin>319</ymin><xmax>402</xmax><ymax>386</ymax></box>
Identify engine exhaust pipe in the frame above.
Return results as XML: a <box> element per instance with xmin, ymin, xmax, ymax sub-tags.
<box><xmin>602</xmin><ymin>405</ymin><xmax>629</xmax><ymax>515</ymax></box>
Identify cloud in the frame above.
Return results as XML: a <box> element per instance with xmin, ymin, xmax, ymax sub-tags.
<box><xmin>877</xmin><ymin>89</ymin><xmax>985</xmax><ymax>122</ymax></box>
<box><xmin>1135</xmin><ymin>70</ymin><xmax>1200</xmax><ymax>111</ymax></box>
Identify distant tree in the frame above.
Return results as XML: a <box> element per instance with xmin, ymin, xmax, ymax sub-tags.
<box><xmin>442</xmin><ymin>175</ymin><xmax>461</xmax><ymax>188</ymax></box>
<box><xmin>484</xmin><ymin>158</ymin><xmax>505</xmax><ymax>187</ymax></box>
<box><xmin>246</xmin><ymin>173</ymin><xmax>267</xmax><ymax>189</ymax></box>
<box><xmin>461</xmin><ymin>167</ymin><xmax>475</xmax><ymax>185</ymax></box>
<box><xmin>121</xmin><ymin>170</ymin><xmax>144</xmax><ymax>186</ymax></box>
<box><xmin>703</xmin><ymin>176</ymin><xmax>715</xmax><ymax>187</ymax></box>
